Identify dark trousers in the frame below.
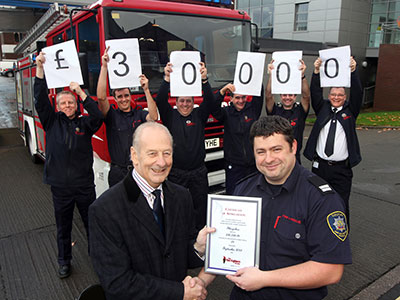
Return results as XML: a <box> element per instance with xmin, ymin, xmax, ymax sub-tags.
<box><xmin>168</xmin><ymin>165</ymin><xmax>208</xmax><ymax>231</ymax></box>
<box><xmin>225</xmin><ymin>162</ymin><xmax>257</xmax><ymax>195</ymax></box>
<box><xmin>312</xmin><ymin>158</ymin><xmax>353</xmax><ymax>225</ymax></box>
<box><xmin>51</xmin><ymin>185</ymin><xmax>96</xmax><ymax>265</ymax></box>
<box><xmin>108</xmin><ymin>164</ymin><xmax>130</xmax><ymax>188</ymax></box>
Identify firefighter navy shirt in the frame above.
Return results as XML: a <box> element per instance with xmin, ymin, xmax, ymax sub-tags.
<box><xmin>231</xmin><ymin>163</ymin><xmax>352</xmax><ymax>300</ymax></box>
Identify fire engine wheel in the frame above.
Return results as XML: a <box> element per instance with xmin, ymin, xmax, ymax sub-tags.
<box><xmin>6</xmin><ymin>72</ymin><xmax>13</xmax><ymax>78</ymax></box>
<box><xmin>26</xmin><ymin>127</ymin><xmax>40</xmax><ymax>164</ymax></box>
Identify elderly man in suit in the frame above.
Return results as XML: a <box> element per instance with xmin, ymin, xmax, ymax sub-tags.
<box><xmin>89</xmin><ymin>121</ymin><xmax>215</xmax><ymax>300</ymax></box>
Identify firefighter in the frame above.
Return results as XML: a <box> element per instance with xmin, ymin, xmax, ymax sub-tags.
<box><xmin>34</xmin><ymin>52</ymin><xmax>103</xmax><ymax>278</ymax></box>
<box><xmin>155</xmin><ymin>62</ymin><xmax>214</xmax><ymax>231</ymax></box>
<box><xmin>97</xmin><ymin>46</ymin><xmax>158</xmax><ymax>187</ymax></box>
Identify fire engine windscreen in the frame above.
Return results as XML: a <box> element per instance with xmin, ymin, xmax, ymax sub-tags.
<box><xmin>104</xmin><ymin>9</ymin><xmax>251</xmax><ymax>92</ymax></box>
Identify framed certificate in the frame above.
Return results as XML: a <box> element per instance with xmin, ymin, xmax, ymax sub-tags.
<box><xmin>205</xmin><ymin>194</ymin><xmax>262</xmax><ymax>275</ymax></box>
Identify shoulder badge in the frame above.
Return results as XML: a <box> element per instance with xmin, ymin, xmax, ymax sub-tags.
<box><xmin>277</xmin><ymin>102</ymin><xmax>283</xmax><ymax>107</ymax></box>
<box><xmin>327</xmin><ymin>211</ymin><xmax>348</xmax><ymax>241</ymax></box>
<box><xmin>294</xmin><ymin>102</ymin><xmax>300</xmax><ymax>107</ymax></box>
<box><xmin>307</xmin><ymin>175</ymin><xmax>334</xmax><ymax>195</ymax></box>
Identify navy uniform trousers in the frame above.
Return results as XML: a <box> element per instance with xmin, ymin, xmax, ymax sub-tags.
<box><xmin>51</xmin><ymin>185</ymin><xmax>96</xmax><ymax>265</ymax></box>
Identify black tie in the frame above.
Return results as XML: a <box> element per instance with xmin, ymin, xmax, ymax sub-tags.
<box><xmin>152</xmin><ymin>190</ymin><xmax>164</xmax><ymax>236</ymax></box>
<box><xmin>325</xmin><ymin>108</ymin><xmax>338</xmax><ymax>157</ymax></box>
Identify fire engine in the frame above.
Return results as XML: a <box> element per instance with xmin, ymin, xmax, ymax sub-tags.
<box><xmin>15</xmin><ymin>0</ymin><xmax>257</xmax><ymax>196</ymax></box>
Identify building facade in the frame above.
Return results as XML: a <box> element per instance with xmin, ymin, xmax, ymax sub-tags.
<box><xmin>236</xmin><ymin>0</ymin><xmax>400</xmax><ymax>110</ymax></box>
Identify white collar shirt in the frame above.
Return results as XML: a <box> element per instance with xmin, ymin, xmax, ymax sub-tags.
<box><xmin>316</xmin><ymin>106</ymin><xmax>349</xmax><ymax>161</ymax></box>
<box><xmin>131</xmin><ymin>169</ymin><xmax>164</xmax><ymax>210</ymax></box>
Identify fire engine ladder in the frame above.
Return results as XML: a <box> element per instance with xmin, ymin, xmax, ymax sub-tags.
<box><xmin>14</xmin><ymin>3</ymin><xmax>72</xmax><ymax>55</ymax></box>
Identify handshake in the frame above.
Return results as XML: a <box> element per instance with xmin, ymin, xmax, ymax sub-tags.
<box><xmin>183</xmin><ymin>275</ymin><xmax>208</xmax><ymax>300</ymax></box>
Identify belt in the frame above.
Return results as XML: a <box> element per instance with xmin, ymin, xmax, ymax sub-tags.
<box><xmin>316</xmin><ymin>156</ymin><xmax>348</xmax><ymax>166</ymax></box>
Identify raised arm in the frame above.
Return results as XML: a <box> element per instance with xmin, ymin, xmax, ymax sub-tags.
<box><xmin>265</xmin><ymin>59</ymin><xmax>275</xmax><ymax>114</ymax></box>
<box><xmin>155</xmin><ymin>63</ymin><xmax>174</xmax><ymax>125</ymax></box>
<box><xmin>34</xmin><ymin>52</ymin><xmax>55</xmax><ymax>131</ymax></box>
<box><xmin>140</xmin><ymin>74</ymin><xmax>158</xmax><ymax>121</ymax></box>
<box><xmin>96</xmin><ymin>46</ymin><xmax>111</xmax><ymax>117</ymax></box>
<box><xmin>70</xmin><ymin>82</ymin><xmax>103</xmax><ymax>132</ymax></box>
<box><xmin>310</xmin><ymin>58</ymin><xmax>324</xmax><ymax>114</ymax></box>
<box><xmin>212</xmin><ymin>83</ymin><xmax>235</xmax><ymax>122</ymax></box>
<box><xmin>348</xmin><ymin>57</ymin><xmax>363</xmax><ymax>118</ymax></box>
<box><xmin>199</xmin><ymin>62</ymin><xmax>217</xmax><ymax>120</ymax></box>
<box><xmin>300</xmin><ymin>59</ymin><xmax>310</xmax><ymax>113</ymax></box>
<box><xmin>227</xmin><ymin>261</ymin><xmax>344</xmax><ymax>292</ymax></box>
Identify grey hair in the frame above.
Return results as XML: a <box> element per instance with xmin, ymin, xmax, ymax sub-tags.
<box><xmin>132</xmin><ymin>121</ymin><xmax>173</xmax><ymax>153</ymax></box>
<box><xmin>56</xmin><ymin>90</ymin><xmax>76</xmax><ymax>106</ymax></box>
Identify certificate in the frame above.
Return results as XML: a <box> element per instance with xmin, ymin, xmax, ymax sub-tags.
<box><xmin>205</xmin><ymin>194</ymin><xmax>262</xmax><ymax>275</ymax></box>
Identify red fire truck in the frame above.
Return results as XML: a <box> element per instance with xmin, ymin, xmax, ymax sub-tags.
<box><xmin>15</xmin><ymin>0</ymin><xmax>256</xmax><ymax>196</ymax></box>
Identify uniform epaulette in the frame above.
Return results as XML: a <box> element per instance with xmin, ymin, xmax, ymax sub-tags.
<box><xmin>307</xmin><ymin>175</ymin><xmax>334</xmax><ymax>195</ymax></box>
<box><xmin>235</xmin><ymin>171</ymin><xmax>259</xmax><ymax>186</ymax></box>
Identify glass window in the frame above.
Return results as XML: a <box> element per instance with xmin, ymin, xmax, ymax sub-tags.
<box><xmin>370</xmin><ymin>13</ymin><xmax>387</xmax><ymax>24</ymax></box>
<box><xmin>251</xmin><ymin>7</ymin><xmax>262</xmax><ymax>24</ymax></box>
<box><xmin>78</xmin><ymin>15</ymin><xmax>100</xmax><ymax>96</ymax></box>
<box><xmin>262</xmin><ymin>6</ymin><xmax>273</xmax><ymax>28</ymax></box>
<box><xmin>249</xmin><ymin>0</ymin><xmax>261</xmax><ymax>7</ymax></box>
<box><xmin>372</xmin><ymin>2</ymin><xmax>388</xmax><ymax>14</ymax></box>
<box><xmin>294</xmin><ymin>2</ymin><xmax>309</xmax><ymax>31</ymax></box>
<box><xmin>237</xmin><ymin>0</ymin><xmax>249</xmax><ymax>9</ymax></box>
<box><xmin>104</xmin><ymin>9</ymin><xmax>251</xmax><ymax>90</ymax></box>
<box><xmin>52</xmin><ymin>33</ymin><xmax>63</xmax><ymax>45</ymax></box>
<box><xmin>262</xmin><ymin>0</ymin><xmax>273</xmax><ymax>5</ymax></box>
<box><xmin>388</xmin><ymin>1</ymin><xmax>400</xmax><ymax>11</ymax></box>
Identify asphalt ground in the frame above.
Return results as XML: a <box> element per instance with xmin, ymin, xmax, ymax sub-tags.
<box><xmin>1</xmin><ymin>126</ymin><xmax>400</xmax><ymax>300</ymax></box>
<box><xmin>1</xmin><ymin>74</ymin><xmax>400</xmax><ymax>299</ymax></box>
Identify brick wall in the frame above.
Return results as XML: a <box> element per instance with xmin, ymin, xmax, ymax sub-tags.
<box><xmin>374</xmin><ymin>44</ymin><xmax>400</xmax><ymax>111</ymax></box>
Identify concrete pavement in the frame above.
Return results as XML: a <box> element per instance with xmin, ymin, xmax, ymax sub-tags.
<box><xmin>1</xmin><ymin>69</ymin><xmax>400</xmax><ymax>299</ymax></box>
<box><xmin>1</xmin><ymin>126</ymin><xmax>400</xmax><ymax>299</ymax></box>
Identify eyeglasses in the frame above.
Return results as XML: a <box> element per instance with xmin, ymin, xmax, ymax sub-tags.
<box><xmin>330</xmin><ymin>93</ymin><xmax>345</xmax><ymax>98</ymax></box>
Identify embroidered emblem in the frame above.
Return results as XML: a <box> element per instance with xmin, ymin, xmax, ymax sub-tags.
<box><xmin>75</xmin><ymin>127</ymin><xmax>80</xmax><ymax>132</ymax></box>
<box><xmin>186</xmin><ymin>120</ymin><xmax>191</xmax><ymax>124</ymax></box>
<box><xmin>341</xmin><ymin>113</ymin><xmax>347</xmax><ymax>118</ymax></box>
<box><xmin>327</xmin><ymin>211</ymin><xmax>348</xmax><ymax>241</ymax></box>
<box><xmin>244</xmin><ymin>115</ymin><xmax>253</xmax><ymax>122</ymax></box>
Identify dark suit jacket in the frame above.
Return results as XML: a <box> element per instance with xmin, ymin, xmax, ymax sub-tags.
<box><xmin>304</xmin><ymin>70</ymin><xmax>363</xmax><ymax>167</ymax></box>
<box><xmin>89</xmin><ymin>173</ymin><xmax>203</xmax><ymax>300</ymax></box>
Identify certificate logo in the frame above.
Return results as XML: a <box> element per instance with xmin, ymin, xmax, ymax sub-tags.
<box><xmin>223</xmin><ymin>256</ymin><xmax>241</xmax><ymax>265</ymax></box>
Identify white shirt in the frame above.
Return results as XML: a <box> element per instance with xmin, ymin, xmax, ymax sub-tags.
<box><xmin>131</xmin><ymin>169</ymin><xmax>164</xmax><ymax>210</ymax></box>
<box><xmin>316</xmin><ymin>106</ymin><xmax>349</xmax><ymax>161</ymax></box>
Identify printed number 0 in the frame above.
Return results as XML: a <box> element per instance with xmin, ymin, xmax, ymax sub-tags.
<box><xmin>276</xmin><ymin>62</ymin><xmax>290</xmax><ymax>84</ymax></box>
<box><xmin>182</xmin><ymin>62</ymin><xmax>196</xmax><ymax>85</ymax></box>
<box><xmin>112</xmin><ymin>52</ymin><xmax>129</xmax><ymax>77</ymax></box>
<box><xmin>324</xmin><ymin>58</ymin><xmax>339</xmax><ymax>78</ymax></box>
<box><xmin>239</xmin><ymin>62</ymin><xmax>253</xmax><ymax>85</ymax></box>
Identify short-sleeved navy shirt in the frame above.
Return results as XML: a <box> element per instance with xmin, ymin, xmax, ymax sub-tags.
<box><xmin>231</xmin><ymin>163</ymin><xmax>351</xmax><ymax>300</ymax></box>
<box><xmin>105</xmin><ymin>105</ymin><xmax>148</xmax><ymax>167</ymax></box>
<box><xmin>268</xmin><ymin>103</ymin><xmax>308</xmax><ymax>158</ymax></box>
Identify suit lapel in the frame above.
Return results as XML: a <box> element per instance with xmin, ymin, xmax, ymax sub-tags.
<box><xmin>163</xmin><ymin>181</ymin><xmax>179</xmax><ymax>250</ymax></box>
<box><xmin>123</xmin><ymin>173</ymin><xmax>165</xmax><ymax>246</ymax></box>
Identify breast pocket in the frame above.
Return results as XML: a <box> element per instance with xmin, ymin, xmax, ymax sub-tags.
<box><xmin>271</xmin><ymin>217</ymin><xmax>308</xmax><ymax>260</ymax></box>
